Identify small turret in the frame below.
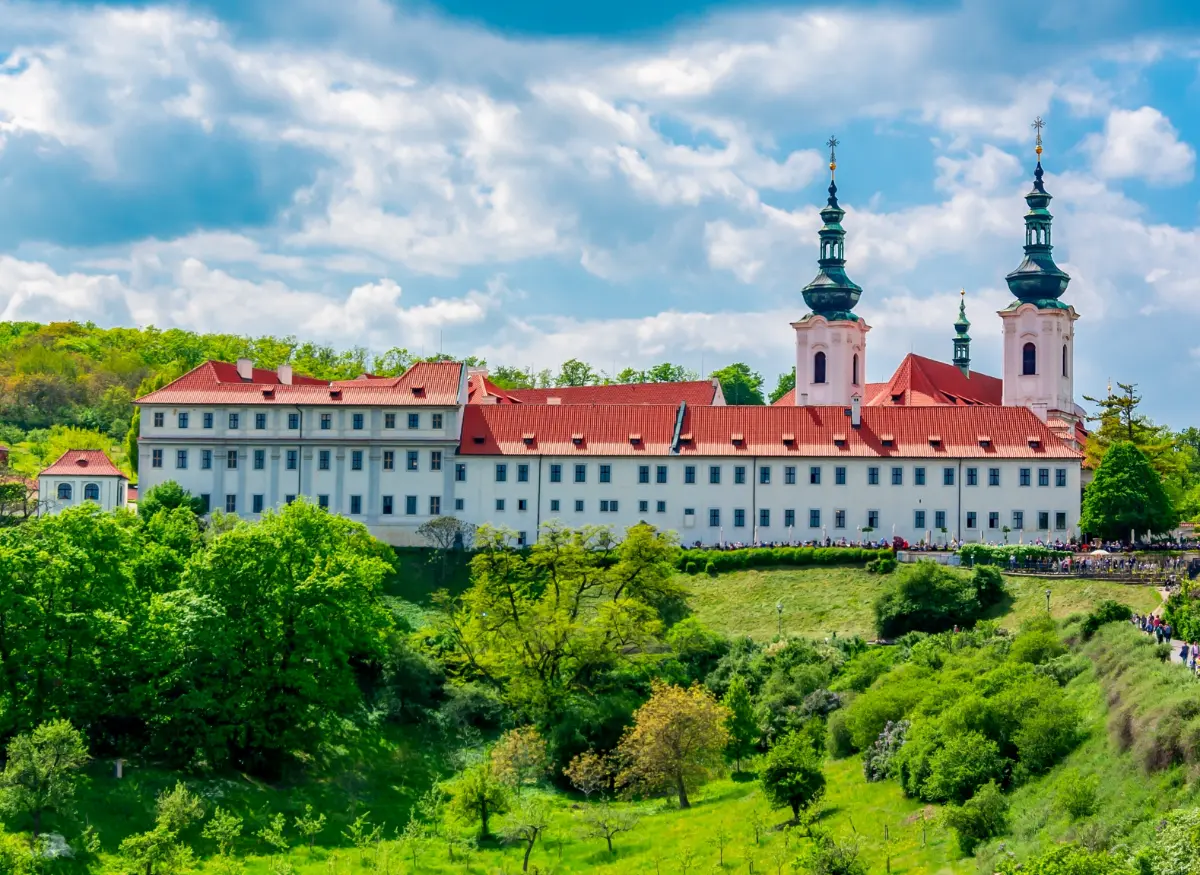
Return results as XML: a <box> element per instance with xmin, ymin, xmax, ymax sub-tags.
<box><xmin>1004</xmin><ymin>117</ymin><xmax>1071</xmax><ymax>309</ymax></box>
<box><xmin>800</xmin><ymin>136</ymin><xmax>864</xmax><ymax>321</ymax></box>
<box><xmin>953</xmin><ymin>290</ymin><xmax>971</xmax><ymax>378</ymax></box>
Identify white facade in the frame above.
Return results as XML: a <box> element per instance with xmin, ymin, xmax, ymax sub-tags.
<box><xmin>792</xmin><ymin>315</ymin><xmax>870</xmax><ymax>407</ymax></box>
<box><xmin>1000</xmin><ymin>303</ymin><xmax>1079</xmax><ymax>421</ymax></box>
<box><xmin>40</xmin><ymin>473</ymin><xmax>127</xmax><ymax>514</ymax></box>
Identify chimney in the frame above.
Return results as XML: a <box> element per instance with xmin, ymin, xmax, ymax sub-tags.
<box><xmin>278</xmin><ymin>364</ymin><xmax>293</xmax><ymax>385</ymax></box>
<box><xmin>547</xmin><ymin>397</ymin><xmax>562</xmax><ymax>405</ymax></box>
<box><xmin>851</xmin><ymin>394</ymin><xmax>862</xmax><ymax>428</ymax></box>
<box><xmin>236</xmin><ymin>358</ymin><xmax>253</xmax><ymax>381</ymax></box>
<box><xmin>799</xmin><ymin>393</ymin><xmax>808</xmax><ymax>407</ymax></box>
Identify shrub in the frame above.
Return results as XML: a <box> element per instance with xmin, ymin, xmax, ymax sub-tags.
<box><xmin>1054</xmin><ymin>771</ymin><xmax>1099</xmax><ymax>821</ymax></box>
<box><xmin>959</xmin><ymin>544</ymin><xmax>1069</xmax><ymax>568</ymax></box>
<box><xmin>971</xmin><ymin>566</ymin><xmax>1007</xmax><ymax>608</ymax></box>
<box><xmin>685</xmin><ymin>561</ymin><xmax>697</xmax><ymax>575</ymax></box>
<box><xmin>801</xmin><ymin>689</ymin><xmax>842</xmax><ymax>719</ymax></box>
<box><xmin>863</xmin><ymin>719</ymin><xmax>909</xmax><ymax>783</ymax></box>
<box><xmin>999</xmin><ymin>845</ymin><xmax>1136</xmax><ymax>875</ymax></box>
<box><xmin>873</xmin><ymin>562</ymin><xmax>982</xmax><ymax>638</ymax></box>
<box><xmin>844</xmin><ymin>663</ymin><xmax>930</xmax><ymax>750</ymax></box>
<box><xmin>831</xmin><ymin>647</ymin><xmax>897</xmax><ymax>693</ymax></box>
<box><xmin>942</xmin><ymin>780</ymin><xmax>1008</xmax><ymax>856</ymax></box>
<box><xmin>705</xmin><ymin>560</ymin><xmax>717</xmax><ymax>577</ymax></box>
<box><xmin>803</xmin><ymin>835</ymin><xmax>867</xmax><ymax>875</ymax></box>
<box><xmin>1081</xmin><ymin>600</ymin><xmax>1132</xmax><ymax>640</ymax></box>
<box><xmin>759</xmin><ymin>732</ymin><xmax>826</xmax><ymax>820</ymax></box>
<box><xmin>675</xmin><ymin>546</ymin><xmax>891</xmax><ymax>573</ymax></box>
<box><xmin>921</xmin><ymin>731</ymin><xmax>1003</xmax><ymax>803</ymax></box>
<box><xmin>866</xmin><ymin>556</ymin><xmax>897</xmax><ymax>574</ymax></box>
<box><xmin>438</xmin><ymin>682</ymin><xmax>507</xmax><ymax>731</ymax></box>
<box><xmin>826</xmin><ymin>711</ymin><xmax>855</xmax><ymax>759</ymax></box>
<box><xmin>1008</xmin><ymin>630</ymin><xmax>1067</xmax><ymax>665</ymax></box>
<box><xmin>1034</xmin><ymin>654</ymin><xmax>1088</xmax><ymax>687</ymax></box>
<box><xmin>1013</xmin><ymin>699</ymin><xmax>1080</xmax><ymax>774</ymax></box>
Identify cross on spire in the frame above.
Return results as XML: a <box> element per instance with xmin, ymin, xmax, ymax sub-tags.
<box><xmin>1032</xmin><ymin>116</ymin><xmax>1044</xmax><ymax>159</ymax></box>
<box><xmin>826</xmin><ymin>135</ymin><xmax>839</xmax><ymax>176</ymax></box>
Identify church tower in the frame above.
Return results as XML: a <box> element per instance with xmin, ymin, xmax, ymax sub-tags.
<box><xmin>952</xmin><ymin>290</ymin><xmax>971</xmax><ymax>378</ymax></box>
<box><xmin>999</xmin><ymin>119</ymin><xmax>1079</xmax><ymax>423</ymax></box>
<box><xmin>792</xmin><ymin>137</ymin><xmax>870</xmax><ymax>406</ymax></box>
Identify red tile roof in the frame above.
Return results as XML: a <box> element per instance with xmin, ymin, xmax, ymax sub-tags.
<box><xmin>40</xmin><ymin>450</ymin><xmax>127</xmax><ymax>478</ymax></box>
<box><xmin>460</xmin><ymin>404</ymin><xmax>1081</xmax><ymax>459</ymax></box>
<box><xmin>872</xmin><ymin>354</ymin><xmax>1002</xmax><ymax>407</ymax></box>
<box><xmin>772</xmin><ymin>382</ymin><xmax>888</xmax><ymax>407</ymax></box>
<box><xmin>136</xmin><ymin>360</ymin><xmax>465</xmax><ymax>407</ymax></box>
<box><xmin>466</xmin><ymin>372</ymin><xmax>721</xmax><ymax>407</ymax></box>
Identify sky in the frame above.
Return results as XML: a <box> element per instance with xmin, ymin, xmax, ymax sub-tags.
<box><xmin>1</xmin><ymin>0</ymin><xmax>1200</xmax><ymax>423</ymax></box>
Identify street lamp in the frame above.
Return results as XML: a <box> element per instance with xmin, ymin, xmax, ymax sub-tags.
<box><xmin>1045</xmin><ymin>589</ymin><xmax>1051</xmax><ymax>613</ymax></box>
<box><xmin>776</xmin><ymin>600</ymin><xmax>784</xmax><ymax>639</ymax></box>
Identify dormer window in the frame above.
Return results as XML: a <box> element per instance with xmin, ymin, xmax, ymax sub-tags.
<box><xmin>731</xmin><ymin>432</ymin><xmax>744</xmax><ymax>445</ymax></box>
<box><xmin>629</xmin><ymin>433</ymin><xmax>642</xmax><ymax>445</ymax></box>
<box><xmin>782</xmin><ymin>433</ymin><xmax>795</xmax><ymax>445</ymax></box>
<box><xmin>1027</xmin><ymin>436</ymin><xmax>1041</xmax><ymax>448</ymax></box>
<box><xmin>571</xmin><ymin>433</ymin><xmax>584</xmax><ymax>445</ymax></box>
<box><xmin>978</xmin><ymin>435</ymin><xmax>992</xmax><ymax>448</ymax></box>
<box><xmin>522</xmin><ymin>433</ymin><xmax>535</xmax><ymax>445</ymax></box>
<box><xmin>262</xmin><ymin>388</ymin><xmax>275</xmax><ymax>399</ymax></box>
<box><xmin>928</xmin><ymin>435</ymin><xmax>942</xmax><ymax>446</ymax></box>
<box><xmin>833</xmin><ymin>433</ymin><xmax>846</xmax><ymax>445</ymax></box>
<box><xmin>880</xmin><ymin>434</ymin><xmax>894</xmax><ymax>447</ymax></box>
<box><xmin>472</xmin><ymin>435</ymin><xmax>485</xmax><ymax>444</ymax></box>
<box><xmin>330</xmin><ymin>389</ymin><xmax>342</xmax><ymax>400</ymax></box>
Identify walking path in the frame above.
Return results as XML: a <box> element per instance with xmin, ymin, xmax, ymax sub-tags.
<box><xmin>1151</xmin><ymin>586</ymin><xmax>1193</xmax><ymax>667</ymax></box>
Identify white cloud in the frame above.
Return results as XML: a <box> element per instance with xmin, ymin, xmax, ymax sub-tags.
<box><xmin>1083</xmin><ymin>106</ymin><xmax>1195</xmax><ymax>185</ymax></box>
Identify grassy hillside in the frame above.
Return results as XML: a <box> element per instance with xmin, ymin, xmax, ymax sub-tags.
<box><xmin>684</xmin><ymin>566</ymin><xmax>1165</xmax><ymax>640</ymax></box>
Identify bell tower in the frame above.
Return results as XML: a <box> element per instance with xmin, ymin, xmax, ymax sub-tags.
<box><xmin>952</xmin><ymin>289</ymin><xmax>971</xmax><ymax>378</ymax></box>
<box><xmin>999</xmin><ymin>119</ymin><xmax>1079</xmax><ymax>422</ymax></box>
<box><xmin>792</xmin><ymin>136</ymin><xmax>870</xmax><ymax>406</ymax></box>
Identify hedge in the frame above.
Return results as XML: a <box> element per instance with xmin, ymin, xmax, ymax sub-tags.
<box><xmin>675</xmin><ymin>546</ymin><xmax>892</xmax><ymax>573</ymax></box>
<box><xmin>957</xmin><ymin>544</ymin><xmax>1071</xmax><ymax>567</ymax></box>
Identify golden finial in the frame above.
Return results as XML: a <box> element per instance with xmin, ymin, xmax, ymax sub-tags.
<box><xmin>826</xmin><ymin>135</ymin><xmax>839</xmax><ymax>178</ymax></box>
<box><xmin>960</xmin><ymin>288</ymin><xmax>966</xmax><ymax>298</ymax></box>
<box><xmin>1032</xmin><ymin>116</ymin><xmax>1044</xmax><ymax>159</ymax></box>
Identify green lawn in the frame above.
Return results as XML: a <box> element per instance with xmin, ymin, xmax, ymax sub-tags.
<box><xmin>683</xmin><ymin>566</ymin><xmax>1165</xmax><ymax>641</ymax></box>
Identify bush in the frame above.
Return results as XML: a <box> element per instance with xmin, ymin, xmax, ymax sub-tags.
<box><xmin>1054</xmin><ymin>771</ymin><xmax>1099</xmax><ymax>821</ymax></box>
<box><xmin>971</xmin><ymin>566</ymin><xmax>1007</xmax><ymax>608</ymax></box>
<box><xmin>675</xmin><ymin>546</ymin><xmax>891</xmax><ymax>573</ymax></box>
<box><xmin>999</xmin><ymin>845</ymin><xmax>1136</xmax><ymax>875</ymax></box>
<box><xmin>438</xmin><ymin>682</ymin><xmax>508</xmax><ymax>731</ymax></box>
<box><xmin>1081</xmin><ymin>599</ymin><xmax>1132</xmax><ymax>640</ymax></box>
<box><xmin>1008</xmin><ymin>630</ymin><xmax>1067</xmax><ymax>665</ymax></box>
<box><xmin>831</xmin><ymin>647</ymin><xmax>897</xmax><ymax>693</ymax></box>
<box><xmin>705</xmin><ymin>560</ymin><xmax>717</xmax><ymax>577</ymax></box>
<box><xmin>921</xmin><ymin>731</ymin><xmax>1003</xmax><ymax>803</ymax></box>
<box><xmin>827</xmin><ymin>710</ymin><xmax>855</xmax><ymax>759</ymax></box>
<box><xmin>844</xmin><ymin>663</ymin><xmax>930</xmax><ymax>750</ymax></box>
<box><xmin>1013</xmin><ymin>700</ymin><xmax>1080</xmax><ymax>774</ymax></box>
<box><xmin>942</xmin><ymin>780</ymin><xmax>1008</xmax><ymax>856</ymax></box>
<box><xmin>866</xmin><ymin>556</ymin><xmax>897</xmax><ymax>574</ymax></box>
<box><xmin>1034</xmin><ymin>654</ymin><xmax>1088</xmax><ymax>687</ymax></box>
<box><xmin>685</xmin><ymin>561</ymin><xmax>697</xmax><ymax>575</ymax></box>
<box><xmin>863</xmin><ymin>719</ymin><xmax>909</xmax><ymax>782</ymax></box>
<box><xmin>959</xmin><ymin>544</ymin><xmax>1069</xmax><ymax>567</ymax></box>
<box><xmin>873</xmin><ymin>562</ymin><xmax>983</xmax><ymax>638</ymax></box>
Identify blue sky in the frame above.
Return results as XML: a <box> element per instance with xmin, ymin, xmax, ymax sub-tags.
<box><xmin>2</xmin><ymin>0</ymin><xmax>1200</xmax><ymax>423</ymax></box>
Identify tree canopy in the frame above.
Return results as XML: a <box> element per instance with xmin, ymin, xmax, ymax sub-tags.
<box><xmin>710</xmin><ymin>363</ymin><xmax>765</xmax><ymax>405</ymax></box>
<box><xmin>1081</xmin><ymin>441</ymin><xmax>1178</xmax><ymax>540</ymax></box>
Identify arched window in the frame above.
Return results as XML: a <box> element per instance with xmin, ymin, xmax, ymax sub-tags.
<box><xmin>813</xmin><ymin>351</ymin><xmax>827</xmax><ymax>384</ymax></box>
<box><xmin>852</xmin><ymin>353</ymin><xmax>859</xmax><ymax>386</ymax></box>
<box><xmin>1022</xmin><ymin>342</ymin><xmax>1037</xmax><ymax>376</ymax></box>
<box><xmin>1062</xmin><ymin>344</ymin><xmax>1068</xmax><ymax>377</ymax></box>
<box><xmin>83</xmin><ymin>483</ymin><xmax>100</xmax><ymax>502</ymax></box>
<box><xmin>57</xmin><ymin>483</ymin><xmax>72</xmax><ymax>501</ymax></box>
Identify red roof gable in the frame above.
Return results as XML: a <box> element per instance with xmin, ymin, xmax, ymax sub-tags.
<box><xmin>872</xmin><ymin>354</ymin><xmax>1003</xmax><ymax>407</ymax></box>
<box><xmin>460</xmin><ymin>404</ymin><xmax>1081</xmax><ymax>459</ymax></box>
<box><xmin>137</xmin><ymin>360</ymin><xmax>464</xmax><ymax>407</ymax></box>
<box><xmin>40</xmin><ymin>450</ymin><xmax>127</xmax><ymax>478</ymax></box>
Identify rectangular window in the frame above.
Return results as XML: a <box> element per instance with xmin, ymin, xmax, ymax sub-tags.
<box><xmin>988</xmin><ymin>467</ymin><xmax>1000</xmax><ymax>487</ymax></box>
<box><xmin>318</xmin><ymin>494</ymin><xmax>329</xmax><ymax>509</ymax></box>
<box><xmin>518</xmin><ymin>498</ymin><xmax>528</xmax><ymax>511</ymax></box>
<box><xmin>639</xmin><ymin>465</ymin><xmax>650</xmax><ymax>484</ymax></box>
<box><xmin>835</xmin><ymin>510</ymin><xmax>846</xmax><ymax>529</ymax></box>
<box><xmin>914</xmin><ymin>510</ymin><xmax>926</xmax><ymax>530</ymax></box>
<box><xmin>321</xmin><ymin>413</ymin><xmax>332</xmax><ymax>430</ymax></box>
<box><xmin>550</xmin><ymin>499</ymin><xmax>560</xmax><ymax>512</ymax></box>
<box><xmin>514</xmin><ymin>463</ymin><xmax>528</xmax><ymax>482</ymax></box>
<box><xmin>809</xmin><ymin>509</ymin><xmax>821</xmax><ymax>529</ymax></box>
<box><xmin>176</xmin><ymin>449</ymin><xmax>188</xmax><ymax>469</ymax></box>
<box><xmin>351</xmin><ymin>450</ymin><xmax>363</xmax><ymax>471</ymax></box>
<box><xmin>935</xmin><ymin>510</ymin><xmax>946</xmax><ymax>530</ymax></box>
<box><xmin>1055</xmin><ymin>468</ymin><xmax>1067</xmax><ymax>488</ymax></box>
<box><xmin>759</xmin><ymin>466</ymin><xmax>771</xmax><ymax>485</ymax></box>
<box><xmin>733</xmin><ymin>509</ymin><xmax>746</xmax><ymax>528</ymax></box>
<box><xmin>406</xmin><ymin>495</ymin><xmax>418</xmax><ymax>515</ymax></box>
<box><xmin>352</xmin><ymin>413</ymin><xmax>364</xmax><ymax>431</ymax></box>
<box><xmin>785</xmin><ymin>466</ymin><xmax>796</xmax><ymax>485</ymax></box>
<box><xmin>285</xmin><ymin>495</ymin><xmax>295</xmax><ymax>505</ymax></box>
<box><xmin>178</xmin><ymin>412</ymin><xmax>189</xmax><ymax>429</ymax></box>
<box><xmin>349</xmin><ymin>495</ymin><xmax>362</xmax><ymax>515</ymax></box>
<box><xmin>891</xmin><ymin>466</ymin><xmax>903</xmax><ymax>486</ymax></box>
<box><xmin>709</xmin><ymin>508</ymin><xmax>720</xmax><ymax>527</ymax></box>
<box><xmin>599</xmin><ymin>464</ymin><xmax>611</xmax><ymax>483</ymax></box>
<box><xmin>759</xmin><ymin>508</ymin><xmax>770</xmax><ymax>528</ymax></box>
<box><xmin>255</xmin><ymin>413</ymin><xmax>267</xmax><ymax>430</ymax></box>
<box><xmin>685</xmin><ymin>466</ymin><xmax>696</xmax><ymax>484</ymax></box>
<box><xmin>601</xmin><ymin>499</ymin><xmax>619</xmax><ymax>513</ymax></box>
<box><xmin>495</xmin><ymin>463</ymin><xmax>507</xmax><ymax>482</ymax></box>
<box><xmin>600</xmin><ymin>500</ymin><xmax>608</xmax><ymax>512</ymax></box>
<box><xmin>943</xmin><ymin>467</ymin><xmax>955</xmax><ymax>486</ymax></box>
<box><xmin>430</xmin><ymin>496</ymin><xmax>441</xmax><ymax>515</ymax></box>
<box><xmin>549</xmin><ymin>464</ymin><xmax>562</xmax><ymax>483</ymax></box>
<box><xmin>574</xmin><ymin>500</ymin><xmax>584</xmax><ymax>512</ymax></box>
<box><xmin>914</xmin><ymin>467</ymin><xmax>926</xmax><ymax>486</ymax></box>
<box><xmin>319</xmin><ymin>450</ymin><xmax>331</xmax><ymax>470</ymax></box>
<box><xmin>382</xmin><ymin>450</ymin><xmax>394</xmax><ymax>471</ymax></box>
<box><xmin>228</xmin><ymin>413</ymin><xmax>239</xmax><ymax>430</ymax></box>
<box><xmin>199</xmin><ymin>494</ymin><xmax>210</xmax><ymax>513</ymax></box>
<box><xmin>1055</xmin><ymin>512</ymin><xmax>1067</xmax><ymax>531</ymax></box>
<box><xmin>455</xmin><ymin>463</ymin><xmax>467</xmax><ymax>482</ymax></box>
<box><xmin>153</xmin><ymin>411</ymin><xmax>164</xmax><ymax>428</ymax></box>
<box><xmin>408</xmin><ymin>413</ymin><xmax>420</xmax><ymax>429</ymax></box>
<box><xmin>966</xmin><ymin>467</ymin><xmax>978</xmax><ymax>486</ymax></box>
<box><xmin>288</xmin><ymin>413</ymin><xmax>300</xmax><ymax>430</ymax></box>
<box><xmin>639</xmin><ymin>500</ymin><xmax>649</xmax><ymax>513</ymax></box>
<box><xmin>989</xmin><ymin>512</ymin><xmax>999</xmax><ymax>530</ymax></box>
<box><xmin>384</xmin><ymin>413</ymin><xmax>396</xmax><ymax>429</ymax></box>
<box><xmin>253</xmin><ymin>449</ymin><xmax>265</xmax><ymax>470</ymax></box>
<box><xmin>575</xmin><ymin>464</ymin><xmax>586</xmax><ymax>483</ymax></box>
<box><xmin>517</xmin><ymin>531</ymin><xmax>527</xmax><ymax>547</ymax></box>
<box><xmin>203</xmin><ymin>412</ymin><xmax>214</xmax><ymax>429</ymax></box>
<box><xmin>656</xmin><ymin>501</ymin><xmax>666</xmax><ymax>513</ymax></box>
<box><xmin>201</xmin><ymin>450</ymin><xmax>212</xmax><ymax>470</ymax></box>
<box><xmin>966</xmin><ymin>511</ymin><xmax>977</xmax><ymax>529</ymax></box>
<box><xmin>407</xmin><ymin>451</ymin><xmax>419</xmax><ymax>471</ymax></box>
<box><xmin>867</xmin><ymin>510</ymin><xmax>880</xmax><ymax>529</ymax></box>
<box><xmin>1038</xmin><ymin>468</ymin><xmax>1050</xmax><ymax>487</ymax></box>
<box><xmin>867</xmin><ymin>466</ymin><xmax>880</xmax><ymax>485</ymax></box>
<box><xmin>734</xmin><ymin>466</ymin><xmax>746</xmax><ymax>485</ymax></box>
<box><xmin>1013</xmin><ymin>511</ymin><xmax>1024</xmax><ymax>530</ymax></box>
<box><xmin>1038</xmin><ymin>511</ymin><xmax>1050</xmax><ymax>531</ymax></box>
<box><xmin>286</xmin><ymin>450</ymin><xmax>298</xmax><ymax>470</ymax></box>
<box><xmin>227</xmin><ymin>449</ymin><xmax>238</xmax><ymax>469</ymax></box>
<box><xmin>430</xmin><ymin>452</ymin><xmax>442</xmax><ymax>472</ymax></box>
<box><xmin>454</xmin><ymin>498</ymin><xmax>464</xmax><ymax>511</ymax></box>
<box><xmin>709</xmin><ymin>465</ymin><xmax>721</xmax><ymax>485</ymax></box>
<box><xmin>225</xmin><ymin>494</ymin><xmax>236</xmax><ymax>513</ymax></box>
<box><xmin>432</xmin><ymin>413</ymin><xmax>443</xmax><ymax>429</ymax></box>
<box><xmin>784</xmin><ymin>509</ymin><xmax>795</xmax><ymax>528</ymax></box>
<box><xmin>835</xmin><ymin>466</ymin><xmax>846</xmax><ymax>486</ymax></box>
<box><xmin>809</xmin><ymin>466</ymin><xmax>821</xmax><ymax>485</ymax></box>
<box><xmin>1020</xmin><ymin>467</ymin><xmax>1031</xmax><ymax>487</ymax></box>
<box><xmin>252</xmin><ymin>495</ymin><xmax>264</xmax><ymax>514</ymax></box>
<box><xmin>382</xmin><ymin>496</ymin><xmax>393</xmax><ymax>515</ymax></box>
<box><xmin>656</xmin><ymin>465</ymin><xmax>668</xmax><ymax>484</ymax></box>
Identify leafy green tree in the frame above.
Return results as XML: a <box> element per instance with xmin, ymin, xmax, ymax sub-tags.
<box><xmin>759</xmin><ymin>732</ymin><xmax>826</xmax><ymax>820</ymax></box>
<box><xmin>554</xmin><ymin>358</ymin><xmax>600</xmax><ymax>387</ymax></box>
<box><xmin>138</xmin><ymin>481</ymin><xmax>205</xmax><ymax>519</ymax></box>
<box><xmin>873</xmin><ymin>562</ymin><xmax>982</xmax><ymax>638</ymax></box>
<box><xmin>500</xmin><ymin>797</ymin><xmax>550</xmax><ymax>873</ymax></box>
<box><xmin>942</xmin><ymin>780</ymin><xmax>1008</xmax><ymax>856</ymax></box>
<box><xmin>292</xmin><ymin>805</ymin><xmax>326</xmax><ymax>850</ymax></box>
<box><xmin>998</xmin><ymin>845</ymin><xmax>1136</xmax><ymax>875</ymax></box>
<box><xmin>489</xmin><ymin>366</ymin><xmax>535</xmax><ymax>390</ymax></box>
<box><xmin>921</xmin><ymin>731</ymin><xmax>1002</xmax><ymax>803</ymax></box>
<box><xmin>1083</xmin><ymin>382</ymin><xmax>1181</xmax><ymax>479</ymax></box>
<box><xmin>769</xmin><ymin>369</ymin><xmax>795</xmax><ymax>404</ymax></box>
<box><xmin>1081</xmin><ymin>441</ymin><xmax>1178</xmax><ymax>540</ymax></box>
<box><xmin>721</xmin><ymin>675</ymin><xmax>758</xmax><ymax>772</ymax></box>
<box><xmin>119</xmin><ymin>783</ymin><xmax>205</xmax><ymax>875</ymax></box>
<box><xmin>448</xmin><ymin>759</ymin><xmax>509</xmax><ymax>839</ymax></box>
<box><xmin>709</xmin><ymin>363</ymin><xmax>765</xmax><ymax>405</ymax></box>
<box><xmin>618</xmin><ymin>363</ymin><xmax>698</xmax><ymax>384</ymax></box>
<box><xmin>0</xmin><ymin>720</ymin><xmax>89</xmax><ymax>841</ymax></box>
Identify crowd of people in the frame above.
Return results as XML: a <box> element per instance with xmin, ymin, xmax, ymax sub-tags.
<box><xmin>1133</xmin><ymin>613</ymin><xmax>1200</xmax><ymax>674</ymax></box>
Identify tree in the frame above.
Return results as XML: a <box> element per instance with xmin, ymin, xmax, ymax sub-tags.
<box><xmin>1081</xmin><ymin>441</ymin><xmax>1178</xmax><ymax>541</ymax></box>
<box><xmin>0</xmin><ymin>720</ymin><xmax>89</xmax><ymax>842</ymax></box>
<box><xmin>563</xmin><ymin>750</ymin><xmax>615</xmax><ymax>799</ymax></box>
<box><xmin>138</xmin><ymin>481</ymin><xmax>205</xmax><ymax>519</ymax></box>
<box><xmin>491</xmin><ymin>726</ymin><xmax>550</xmax><ymax>794</ymax></box>
<box><xmin>615</xmin><ymin>682</ymin><xmax>730</xmax><ymax>809</ymax></box>
<box><xmin>202</xmin><ymin>806</ymin><xmax>244</xmax><ymax>857</ymax></box>
<box><xmin>721</xmin><ymin>675</ymin><xmax>758</xmax><ymax>772</ymax></box>
<box><xmin>941</xmin><ymin>780</ymin><xmax>1008</xmax><ymax>856</ymax></box>
<box><xmin>448</xmin><ymin>758</ymin><xmax>509</xmax><ymax>840</ymax></box>
<box><xmin>769</xmin><ymin>369</ymin><xmax>795</xmax><ymax>404</ymax></box>
<box><xmin>1084</xmin><ymin>382</ymin><xmax>1184</xmax><ymax>483</ymax></box>
<box><xmin>617</xmin><ymin>363</ymin><xmax>698</xmax><ymax>384</ymax></box>
<box><xmin>555</xmin><ymin>359</ymin><xmax>600</xmax><ymax>387</ymax></box>
<box><xmin>578</xmin><ymin>799</ymin><xmax>639</xmax><ymax>855</ymax></box>
<box><xmin>489</xmin><ymin>366</ymin><xmax>536</xmax><ymax>390</ymax></box>
<box><xmin>417</xmin><ymin>516</ymin><xmax>477</xmax><ymax>586</ymax></box>
<box><xmin>709</xmin><ymin>363</ymin><xmax>765</xmax><ymax>405</ymax></box>
<box><xmin>500</xmin><ymin>797</ymin><xmax>550</xmax><ymax>872</ymax></box>
<box><xmin>119</xmin><ymin>783</ymin><xmax>205</xmax><ymax>875</ymax></box>
<box><xmin>873</xmin><ymin>561</ymin><xmax>982</xmax><ymax>637</ymax></box>
<box><xmin>293</xmin><ymin>805</ymin><xmax>326</xmax><ymax>850</ymax></box>
<box><xmin>760</xmin><ymin>732</ymin><xmax>826</xmax><ymax>821</ymax></box>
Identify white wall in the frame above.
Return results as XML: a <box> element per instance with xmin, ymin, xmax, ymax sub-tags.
<box><xmin>40</xmin><ymin>475</ymin><xmax>127</xmax><ymax>514</ymax></box>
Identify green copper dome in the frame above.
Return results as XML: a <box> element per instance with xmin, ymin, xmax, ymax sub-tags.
<box><xmin>1004</xmin><ymin>161</ymin><xmax>1071</xmax><ymax>309</ymax></box>
<box><xmin>953</xmin><ymin>292</ymin><xmax>971</xmax><ymax>376</ymax></box>
<box><xmin>801</xmin><ymin>178</ymin><xmax>863</xmax><ymax>322</ymax></box>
